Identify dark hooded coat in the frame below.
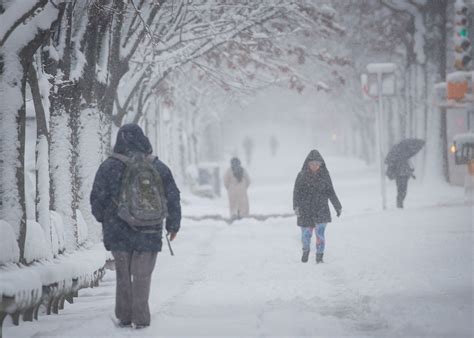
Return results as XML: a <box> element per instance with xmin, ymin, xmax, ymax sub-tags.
<box><xmin>386</xmin><ymin>159</ymin><xmax>414</xmax><ymax>179</ymax></box>
<box><xmin>90</xmin><ymin>124</ymin><xmax>181</xmax><ymax>252</ymax></box>
<box><xmin>293</xmin><ymin>150</ymin><xmax>341</xmax><ymax>226</ymax></box>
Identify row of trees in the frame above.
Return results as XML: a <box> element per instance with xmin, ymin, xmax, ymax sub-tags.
<box><xmin>0</xmin><ymin>0</ymin><xmax>348</xmax><ymax>264</ymax></box>
<box><xmin>3</xmin><ymin>0</ymin><xmax>455</xmax><ymax>265</ymax></box>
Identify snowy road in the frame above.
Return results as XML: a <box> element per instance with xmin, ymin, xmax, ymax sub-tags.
<box><xmin>5</xmin><ymin>156</ymin><xmax>473</xmax><ymax>337</ymax></box>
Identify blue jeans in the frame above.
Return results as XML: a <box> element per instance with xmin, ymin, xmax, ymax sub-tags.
<box><xmin>301</xmin><ymin>224</ymin><xmax>327</xmax><ymax>253</ymax></box>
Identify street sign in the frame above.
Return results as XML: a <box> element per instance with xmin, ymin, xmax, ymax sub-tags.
<box><xmin>366</xmin><ymin>63</ymin><xmax>397</xmax><ymax>96</ymax></box>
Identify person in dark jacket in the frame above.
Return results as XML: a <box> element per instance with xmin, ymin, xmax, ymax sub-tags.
<box><xmin>293</xmin><ymin>150</ymin><xmax>341</xmax><ymax>263</ymax></box>
<box><xmin>391</xmin><ymin>159</ymin><xmax>414</xmax><ymax>209</ymax></box>
<box><xmin>90</xmin><ymin>123</ymin><xmax>181</xmax><ymax>329</ymax></box>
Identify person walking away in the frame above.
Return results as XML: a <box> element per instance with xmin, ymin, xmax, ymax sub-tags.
<box><xmin>243</xmin><ymin>136</ymin><xmax>254</xmax><ymax>165</ymax></box>
<box><xmin>293</xmin><ymin>150</ymin><xmax>341</xmax><ymax>263</ymax></box>
<box><xmin>90</xmin><ymin>124</ymin><xmax>181</xmax><ymax>329</ymax></box>
<box><xmin>386</xmin><ymin>159</ymin><xmax>414</xmax><ymax>208</ymax></box>
<box><xmin>223</xmin><ymin>157</ymin><xmax>251</xmax><ymax>220</ymax></box>
<box><xmin>385</xmin><ymin>138</ymin><xmax>424</xmax><ymax>209</ymax></box>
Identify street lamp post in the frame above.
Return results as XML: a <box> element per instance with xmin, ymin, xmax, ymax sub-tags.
<box><xmin>365</xmin><ymin>63</ymin><xmax>397</xmax><ymax>210</ymax></box>
<box><xmin>376</xmin><ymin>71</ymin><xmax>387</xmax><ymax>209</ymax></box>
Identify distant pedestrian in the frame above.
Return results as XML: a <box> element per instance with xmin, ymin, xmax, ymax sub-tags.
<box><xmin>293</xmin><ymin>150</ymin><xmax>341</xmax><ymax>263</ymax></box>
<box><xmin>386</xmin><ymin>159</ymin><xmax>415</xmax><ymax>208</ymax></box>
<box><xmin>385</xmin><ymin>138</ymin><xmax>424</xmax><ymax>209</ymax></box>
<box><xmin>90</xmin><ymin>124</ymin><xmax>181</xmax><ymax>329</ymax></box>
<box><xmin>243</xmin><ymin>136</ymin><xmax>254</xmax><ymax>165</ymax></box>
<box><xmin>224</xmin><ymin>157</ymin><xmax>251</xmax><ymax>219</ymax></box>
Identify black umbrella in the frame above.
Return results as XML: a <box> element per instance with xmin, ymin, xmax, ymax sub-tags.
<box><xmin>385</xmin><ymin>138</ymin><xmax>425</xmax><ymax>164</ymax></box>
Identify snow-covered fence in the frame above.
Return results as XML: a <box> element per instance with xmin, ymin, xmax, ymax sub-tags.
<box><xmin>0</xmin><ymin>244</ymin><xmax>106</xmax><ymax>338</ymax></box>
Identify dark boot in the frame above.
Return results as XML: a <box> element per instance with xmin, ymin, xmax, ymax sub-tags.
<box><xmin>301</xmin><ymin>250</ymin><xmax>309</xmax><ymax>263</ymax></box>
<box><xmin>118</xmin><ymin>320</ymin><xmax>132</xmax><ymax>328</ymax></box>
<box><xmin>397</xmin><ymin>198</ymin><xmax>403</xmax><ymax>208</ymax></box>
<box><xmin>316</xmin><ymin>253</ymin><xmax>324</xmax><ymax>263</ymax></box>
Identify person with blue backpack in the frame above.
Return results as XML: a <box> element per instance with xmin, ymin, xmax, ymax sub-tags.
<box><xmin>90</xmin><ymin>123</ymin><xmax>181</xmax><ymax>329</ymax></box>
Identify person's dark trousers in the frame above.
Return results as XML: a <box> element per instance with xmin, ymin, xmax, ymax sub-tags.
<box><xmin>396</xmin><ymin>176</ymin><xmax>409</xmax><ymax>208</ymax></box>
<box><xmin>112</xmin><ymin>251</ymin><xmax>158</xmax><ymax>326</ymax></box>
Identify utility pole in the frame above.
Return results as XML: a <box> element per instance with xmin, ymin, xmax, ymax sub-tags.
<box><xmin>366</xmin><ymin>63</ymin><xmax>397</xmax><ymax>210</ymax></box>
<box><xmin>376</xmin><ymin>71</ymin><xmax>387</xmax><ymax>209</ymax></box>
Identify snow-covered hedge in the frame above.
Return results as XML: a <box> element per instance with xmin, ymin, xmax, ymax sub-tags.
<box><xmin>0</xmin><ymin>244</ymin><xmax>107</xmax><ymax>307</ymax></box>
<box><xmin>24</xmin><ymin>220</ymin><xmax>52</xmax><ymax>263</ymax></box>
<box><xmin>76</xmin><ymin>210</ymin><xmax>89</xmax><ymax>246</ymax></box>
<box><xmin>0</xmin><ymin>220</ymin><xmax>20</xmax><ymax>265</ymax></box>
<box><xmin>50</xmin><ymin>210</ymin><xmax>66</xmax><ymax>255</ymax></box>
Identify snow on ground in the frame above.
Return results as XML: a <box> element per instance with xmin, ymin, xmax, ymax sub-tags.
<box><xmin>5</xmin><ymin>149</ymin><xmax>473</xmax><ymax>337</ymax></box>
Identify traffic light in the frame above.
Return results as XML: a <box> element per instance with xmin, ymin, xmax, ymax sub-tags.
<box><xmin>454</xmin><ymin>0</ymin><xmax>471</xmax><ymax>70</ymax></box>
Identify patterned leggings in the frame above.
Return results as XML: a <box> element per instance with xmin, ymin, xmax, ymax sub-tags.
<box><xmin>301</xmin><ymin>224</ymin><xmax>327</xmax><ymax>253</ymax></box>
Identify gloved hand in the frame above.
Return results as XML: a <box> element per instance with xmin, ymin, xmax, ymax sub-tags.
<box><xmin>336</xmin><ymin>209</ymin><xmax>342</xmax><ymax>217</ymax></box>
<box><xmin>168</xmin><ymin>232</ymin><xmax>177</xmax><ymax>241</ymax></box>
<box><xmin>294</xmin><ymin>207</ymin><xmax>300</xmax><ymax>217</ymax></box>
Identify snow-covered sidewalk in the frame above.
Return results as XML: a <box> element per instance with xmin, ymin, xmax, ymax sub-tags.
<box><xmin>5</xmin><ymin>204</ymin><xmax>471</xmax><ymax>337</ymax></box>
<box><xmin>5</xmin><ymin>156</ymin><xmax>473</xmax><ymax>337</ymax></box>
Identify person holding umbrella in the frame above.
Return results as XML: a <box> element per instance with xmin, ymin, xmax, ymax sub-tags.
<box><xmin>385</xmin><ymin>138</ymin><xmax>425</xmax><ymax>208</ymax></box>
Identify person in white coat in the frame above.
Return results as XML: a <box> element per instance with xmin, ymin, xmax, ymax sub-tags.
<box><xmin>223</xmin><ymin>157</ymin><xmax>250</xmax><ymax>219</ymax></box>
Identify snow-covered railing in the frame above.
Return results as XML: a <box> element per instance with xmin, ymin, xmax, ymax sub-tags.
<box><xmin>0</xmin><ymin>244</ymin><xmax>107</xmax><ymax>338</ymax></box>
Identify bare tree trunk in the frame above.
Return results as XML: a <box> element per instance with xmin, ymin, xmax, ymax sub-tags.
<box><xmin>191</xmin><ymin>111</ymin><xmax>199</xmax><ymax>165</ymax></box>
<box><xmin>100</xmin><ymin>112</ymin><xmax>112</xmax><ymax>157</ymax></box>
<box><xmin>49</xmin><ymin>83</ymin><xmax>77</xmax><ymax>250</ymax></box>
<box><xmin>178</xmin><ymin>119</ymin><xmax>187</xmax><ymax>180</ymax></box>
<box><xmin>15</xmin><ymin>73</ymin><xmax>27</xmax><ymax>264</ymax></box>
<box><xmin>39</xmin><ymin>2</ymin><xmax>80</xmax><ymax>250</ymax></box>
<box><xmin>28</xmin><ymin>63</ymin><xmax>53</xmax><ymax>254</ymax></box>
<box><xmin>0</xmin><ymin>54</ymin><xmax>24</xmax><ymax>261</ymax></box>
<box><xmin>440</xmin><ymin>109</ymin><xmax>449</xmax><ymax>180</ymax></box>
<box><xmin>69</xmin><ymin>106</ymin><xmax>81</xmax><ymax>243</ymax></box>
<box><xmin>0</xmin><ymin>0</ymin><xmax>54</xmax><ymax>260</ymax></box>
<box><xmin>425</xmin><ymin>0</ymin><xmax>448</xmax><ymax>181</ymax></box>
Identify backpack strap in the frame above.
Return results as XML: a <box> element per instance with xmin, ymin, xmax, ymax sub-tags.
<box><xmin>146</xmin><ymin>154</ymin><xmax>157</xmax><ymax>163</ymax></box>
<box><xmin>110</xmin><ymin>153</ymin><xmax>132</xmax><ymax>164</ymax></box>
<box><xmin>110</xmin><ymin>152</ymin><xmax>156</xmax><ymax>164</ymax></box>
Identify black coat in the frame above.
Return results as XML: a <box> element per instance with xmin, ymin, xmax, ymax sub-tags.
<box><xmin>293</xmin><ymin>150</ymin><xmax>341</xmax><ymax>226</ymax></box>
<box><xmin>393</xmin><ymin>160</ymin><xmax>414</xmax><ymax>177</ymax></box>
<box><xmin>90</xmin><ymin>124</ymin><xmax>181</xmax><ymax>252</ymax></box>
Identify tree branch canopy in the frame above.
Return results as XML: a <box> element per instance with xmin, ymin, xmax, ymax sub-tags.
<box><xmin>0</xmin><ymin>0</ymin><xmax>50</xmax><ymax>47</ymax></box>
